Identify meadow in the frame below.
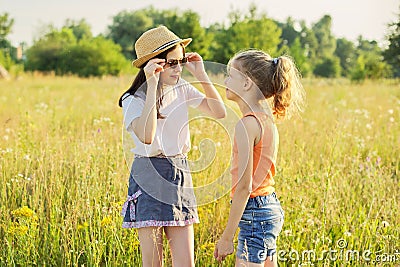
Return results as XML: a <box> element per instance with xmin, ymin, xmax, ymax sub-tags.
<box><xmin>0</xmin><ymin>74</ymin><xmax>399</xmax><ymax>266</ymax></box>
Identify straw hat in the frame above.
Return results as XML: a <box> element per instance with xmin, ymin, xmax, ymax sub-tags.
<box><xmin>132</xmin><ymin>26</ymin><xmax>192</xmax><ymax>68</ymax></box>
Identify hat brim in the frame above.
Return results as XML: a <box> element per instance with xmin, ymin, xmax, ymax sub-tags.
<box><xmin>132</xmin><ymin>38</ymin><xmax>192</xmax><ymax>68</ymax></box>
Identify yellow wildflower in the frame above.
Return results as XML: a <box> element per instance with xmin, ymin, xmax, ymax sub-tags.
<box><xmin>11</xmin><ymin>206</ymin><xmax>38</xmax><ymax>225</ymax></box>
<box><xmin>16</xmin><ymin>225</ymin><xmax>29</xmax><ymax>235</ymax></box>
<box><xmin>7</xmin><ymin>223</ymin><xmax>29</xmax><ymax>236</ymax></box>
<box><xmin>77</xmin><ymin>222</ymin><xmax>89</xmax><ymax>231</ymax></box>
<box><xmin>200</xmin><ymin>242</ymin><xmax>215</xmax><ymax>251</ymax></box>
<box><xmin>100</xmin><ymin>216</ymin><xmax>112</xmax><ymax>227</ymax></box>
<box><xmin>12</xmin><ymin>206</ymin><xmax>34</xmax><ymax>218</ymax></box>
<box><xmin>111</xmin><ymin>201</ymin><xmax>125</xmax><ymax>210</ymax></box>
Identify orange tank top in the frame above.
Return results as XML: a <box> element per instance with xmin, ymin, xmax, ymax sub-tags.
<box><xmin>230</xmin><ymin>112</ymin><xmax>279</xmax><ymax>198</ymax></box>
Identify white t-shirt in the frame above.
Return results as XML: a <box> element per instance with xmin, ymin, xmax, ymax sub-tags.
<box><xmin>122</xmin><ymin>79</ymin><xmax>205</xmax><ymax>157</ymax></box>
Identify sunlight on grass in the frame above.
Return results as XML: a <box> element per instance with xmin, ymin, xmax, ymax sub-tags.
<box><xmin>0</xmin><ymin>75</ymin><xmax>399</xmax><ymax>266</ymax></box>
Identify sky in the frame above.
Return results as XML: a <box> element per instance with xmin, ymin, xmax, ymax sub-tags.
<box><xmin>1</xmin><ymin>0</ymin><xmax>398</xmax><ymax>46</ymax></box>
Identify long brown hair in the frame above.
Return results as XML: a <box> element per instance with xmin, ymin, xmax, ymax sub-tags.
<box><xmin>118</xmin><ymin>44</ymin><xmax>185</xmax><ymax>119</ymax></box>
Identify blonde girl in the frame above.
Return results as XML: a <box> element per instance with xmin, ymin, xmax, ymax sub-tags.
<box><xmin>214</xmin><ymin>49</ymin><xmax>305</xmax><ymax>267</ymax></box>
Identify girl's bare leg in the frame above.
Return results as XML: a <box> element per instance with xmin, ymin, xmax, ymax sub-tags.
<box><xmin>164</xmin><ymin>225</ymin><xmax>195</xmax><ymax>267</ymax></box>
<box><xmin>137</xmin><ymin>227</ymin><xmax>164</xmax><ymax>267</ymax></box>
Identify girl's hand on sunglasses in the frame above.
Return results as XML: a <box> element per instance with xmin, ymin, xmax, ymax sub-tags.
<box><xmin>184</xmin><ymin>52</ymin><xmax>205</xmax><ymax>76</ymax></box>
<box><xmin>144</xmin><ymin>58</ymin><xmax>166</xmax><ymax>82</ymax></box>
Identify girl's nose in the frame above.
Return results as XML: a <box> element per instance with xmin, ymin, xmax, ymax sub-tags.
<box><xmin>175</xmin><ymin>62</ymin><xmax>183</xmax><ymax>72</ymax></box>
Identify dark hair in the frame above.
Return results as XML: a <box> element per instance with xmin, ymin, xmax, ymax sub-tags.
<box><xmin>231</xmin><ymin>49</ymin><xmax>305</xmax><ymax>119</ymax></box>
<box><xmin>118</xmin><ymin>44</ymin><xmax>185</xmax><ymax>119</ymax></box>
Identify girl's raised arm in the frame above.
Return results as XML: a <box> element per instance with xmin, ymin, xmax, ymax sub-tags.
<box><xmin>131</xmin><ymin>58</ymin><xmax>165</xmax><ymax>144</ymax></box>
<box><xmin>185</xmin><ymin>52</ymin><xmax>226</xmax><ymax>119</ymax></box>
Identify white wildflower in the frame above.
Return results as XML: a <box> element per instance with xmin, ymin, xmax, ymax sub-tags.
<box><xmin>283</xmin><ymin>229</ymin><xmax>292</xmax><ymax>236</ymax></box>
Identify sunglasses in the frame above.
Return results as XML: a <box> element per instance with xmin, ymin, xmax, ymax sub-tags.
<box><xmin>165</xmin><ymin>57</ymin><xmax>188</xmax><ymax>68</ymax></box>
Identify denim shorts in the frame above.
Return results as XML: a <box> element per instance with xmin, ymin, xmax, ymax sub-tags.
<box><xmin>121</xmin><ymin>156</ymin><xmax>199</xmax><ymax>228</ymax></box>
<box><xmin>236</xmin><ymin>192</ymin><xmax>284</xmax><ymax>263</ymax></box>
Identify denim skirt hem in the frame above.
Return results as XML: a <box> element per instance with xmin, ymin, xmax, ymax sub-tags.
<box><xmin>122</xmin><ymin>217</ymin><xmax>199</xmax><ymax>229</ymax></box>
<box><xmin>121</xmin><ymin>157</ymin><xmax>199</xmax><ymax>229</ymax></box>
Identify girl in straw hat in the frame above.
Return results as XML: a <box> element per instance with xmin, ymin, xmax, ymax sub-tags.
<box><xmin>119</xmin><ymin>25</ymin><xmax>226</xmax><ymax>266</ymax></box>
<box><xmin>214</xmin><ymin>49</ymin><xmax>305</xmax><ymax>266</ymax></box>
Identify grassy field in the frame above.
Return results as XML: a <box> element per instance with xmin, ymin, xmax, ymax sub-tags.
<box><xmin>0</xmin><ymin>74</ymin><xmax>399</xmax><ymax>266</ymax></box>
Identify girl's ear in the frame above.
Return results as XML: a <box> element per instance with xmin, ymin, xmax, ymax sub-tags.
<box><xmin>243</xmin><ymin>77</ymin><xmax>253</xmax><ymax>91</ymax></box>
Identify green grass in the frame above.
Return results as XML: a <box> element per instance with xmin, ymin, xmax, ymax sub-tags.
<box><xmin>0</xmin><ymin>75</ymin><xmax>399</xmax><ymax>266</ymax></box>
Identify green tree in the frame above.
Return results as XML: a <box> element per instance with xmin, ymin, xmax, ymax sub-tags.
<box><xmin>64</xmin><ymin>19</ymin><xmax>93</xmax><ymax>41</ymax></box>
<box><xmin>383</xmin><ymin>7</ymin><xmax>400</xmax><ymax>77</ymax></box>
<box><xmin>335</xmin><ymin>38</ymin><xmax>356</xmax><ymax>77</ymax></box>
<box><xmin>64</xmin><ymin>36</ymin><xmax>127</xmax><ymax>77</ymax></box>
<box><xmin>26</xmin><ymin>25</ymin><xmax>127</xmax><ymax>76</ymax></box>
<box><xmin>296</xmin><ymin>15</ymin><xmax>338</xmax><ymax>76</ymax></box>
<box><xmin>312</xmin><ymin>15</ymin><xmax>336</xmax><ymax>58</ymax></box>
<box><xmin>350</xmin><ymin>54</ymin><xmax>367</xmax><ymax>82</ymax></box>
<box><xmin>350</xmin><ymin>37</ymin><xmax>391</xmax><ymax>81</ymax></box>
<box><xmin>211</xmin><ymin>6</ymin><xmax>281</xmax><ymax>64</ymax></box>
<box><xmin>359</xmin><ymin>37</ymin><xmax>391</xmax><ymax>79</ymax></box>
<box><xmin>313</xmin><ymin>56</ymin><xmax>341</xmax><ymax>78</ymax></box>
<box><xmin>287</xmin><ymin>37</ymin><xmax>311</xmax><ymax>77</ymax></box>
<box><xmin>25</xmin><ymin>28</ymin><xmax>77</xmax><ymax>74</ymax></box>
<box><xmin>205</xmin><ymin>23</ymin><xmax>225</xmax><ymax>64</ymax></box>
<box><xmin>311</xmin><ymin>15</ymin><xmax>338</xmax><ymax>77</ymax></box>
<box><xmin>0</xmin><ymin>12</ymin><xmax>16</xmax><ymax>65</ymax></box>
<box><xmin>0</xmin><ymin>49</ymin><xmax>12</xmax><ymax>69</ymax></box>
<box><xmin>107</xmin><ymin>9</ymin><xmax>153</xmax><ymax>58</ymax></box>
<box><xmin>277</xmin><ymin>17</ymin><xmax>300</xmax><ymax>49</ymax></box>
<box><xmin>298</xmin><ymin>20</ymin><xmax>318</xmax><ymax>68</ymax></box>
<box><xmin>0</xmin><ymin>13</ymin><xmax>14</xmax><ymax>48</ymax></box>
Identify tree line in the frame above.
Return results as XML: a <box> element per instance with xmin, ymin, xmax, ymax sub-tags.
<box><xmin>0</xmin><ymin>5</ymin><xmax>399</xmax><ymax>80</ymax></box>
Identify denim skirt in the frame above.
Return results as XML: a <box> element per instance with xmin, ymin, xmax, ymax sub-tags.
<box><xmin>121</xmin><ymin>156</ymin><xmax>199</xmax><ymax>228</ymax></box>
<box><xmin>236</xmin><ymin>192</ymin><xmax>284</xmax><ymax>263</ymax></box>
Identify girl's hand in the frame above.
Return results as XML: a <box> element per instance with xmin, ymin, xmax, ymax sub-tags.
<box><xmin>214</xmin><ymin>237</ymin><xmax>234</xmax><ymax>262</ymax></box>
<box><xmin>184</xmin><ymin>52</ymin><xmax>205</xmax><ymax>77</ymax></box>
<box><xmin>143</xmin><ymin>58</ymin><xmax>166</xmax><ymax>83</ymax></box>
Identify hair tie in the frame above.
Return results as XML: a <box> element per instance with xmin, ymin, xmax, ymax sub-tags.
<box><xmin>272</xmin><ymin>58</ymin><xmax>279</xmax><ymax>65</ymax></box>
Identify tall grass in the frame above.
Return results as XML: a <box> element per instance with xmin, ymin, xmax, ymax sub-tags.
<box><xmin>0</xmin><ymin>75</ymin><xmax>399</xmax><ymax>266</ymax></box>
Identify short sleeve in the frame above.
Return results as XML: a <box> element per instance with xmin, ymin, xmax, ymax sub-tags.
<box><xmin>121</xmin><ymin>94</ymin><xmax>145</xmax><ymax>131</ymax></box>
<box><xmin>182</xmin><ymin>81</ymin><xmax>205</xmax><ymax>108</ymax></box>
